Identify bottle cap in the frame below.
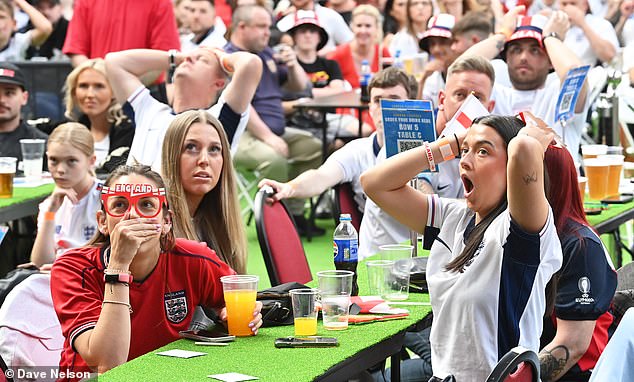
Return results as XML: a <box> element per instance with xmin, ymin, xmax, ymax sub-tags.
<box><xmin>339</xmin><ymin>213</ymin><xmax>352</xmax><ymax>221</ymax></box>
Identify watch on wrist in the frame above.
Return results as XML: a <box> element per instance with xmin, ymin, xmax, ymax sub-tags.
<box><xmin>167</xmin><ymin>49</ymin><xmax>177</xmax><ymax>84</ymax></box>
<box><xmin>104</xmin><ymin>273</ymin><xmax>133</xmax><ymax>284</ymax></box>
<box><xmin>542</xmin><ymin>32</ymin><xmax>560</xmax><ymax>44</ymax></box>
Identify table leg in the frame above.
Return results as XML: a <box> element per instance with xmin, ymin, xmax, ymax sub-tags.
<box><xmin>612</xmin><ymin>229</ymin><xmax>634</xmax><ymax>268</ymax></box>
<box><xmin>357</xmin><ymin>108</ymin><xmax>364</xmax><ymax>138</ymax></box>
<box><xmin>390</xmin><ymin>351</ymin><xmax>401</xmax><ymax>382</ymax></box>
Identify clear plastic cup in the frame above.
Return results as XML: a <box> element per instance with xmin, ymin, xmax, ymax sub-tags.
<box><xmin>598</xmin><ymin>154</ymin><xmax>624</xmax><ymax>197</ymax></box>
<box><xmin>19</xmin><ymin>139</ymin><xmax>45</xmax><ymax>181</ymax></box>
<box><xmin>220</xmin><ymin>275</ymin><xmax>259</xmax><ymax>337</ymax></box>
<box><xmin>0</xmin><ymin>157</ymin><xmax>17</xmax><ymax>198</ymax></box>
<box><xmin>584</xmin><ymin>158</ymin><xmax>610</xmax><ymax>200</ymax></box>
<box><xmin>581</xmin><ymin>144</ymin><xmax>608</xmax><ymax>160</ymax></box>
<box><xmin>289</xmin><ymin>288</ymin><xmax>319</xmax><ymax>336</ymax></box>
<box><xmin>379</xmin><ymin>244</ymin><xmax>414</xmax><ymax>301</ymax></box>
<box><xmin>366</xmin><ymin>260</ymin><xmax>393</xmax><ymax>297</ymax></box>
<box><xmin>317</xmin><ymin>270</ymin><xmax>353</xmax><ymax>330</ymax></box>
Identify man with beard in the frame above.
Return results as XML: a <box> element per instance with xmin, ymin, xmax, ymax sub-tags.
<box><xmin>0</xmin><ymin>62</ymin><xmax>48</xmax><ymax>160</ymax></box>
<box><xmin>461</xmin><ymin>7</ymin><xmax>588</xmax><ymax>163</ymax></box>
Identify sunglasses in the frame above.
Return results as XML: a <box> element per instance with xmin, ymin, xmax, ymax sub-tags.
<box><xmin>100</xmin><ymin>184</ymin><xmax>167</xmax><ymax>218</ymax></box>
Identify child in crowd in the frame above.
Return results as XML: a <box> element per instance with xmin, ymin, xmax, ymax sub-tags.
<box><xmin>0</xmin><ymin>122</ymin><xmax>99</xmax><ymax>371</ymax></box>
<box><xmin>30</xmin><ymin>122</ymin><xmax>100</xmax><ymax>267</ymax></box>
<box><xmin>0</xmin><ymin>0</ymin><xmax>51</xmax><ymax>60</ymax></box>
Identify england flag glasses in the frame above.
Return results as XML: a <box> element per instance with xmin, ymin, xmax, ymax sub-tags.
<box><xmin>100</xmin><ymin>184</ymin><xmax>167</xmax><ymax>218</ymax></box>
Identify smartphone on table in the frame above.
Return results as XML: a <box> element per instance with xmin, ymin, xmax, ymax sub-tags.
<box><xmin>179</xmin><ymin>327</ymin><xmax>235</xmax><ymax>343</ymax></box>
<box><xmin>274</xmin><ymin>336</ymin><xmax>339</xmax><ymax>348</ymax></box>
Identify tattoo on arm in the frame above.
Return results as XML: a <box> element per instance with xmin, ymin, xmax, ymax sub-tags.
<box><xmin>495</xmin><ymin>39</ymin><xmax>505</xmax><ymax>51</ymax></box>
<box><xmin>539</xmin><ymin>345</ymin><xmax>570</xmax><ymax>382</ymax></box>
<box><xmin>522</xmin><ymin>171</ymin><xmax>538</xmax><ymax>185</ymax></box>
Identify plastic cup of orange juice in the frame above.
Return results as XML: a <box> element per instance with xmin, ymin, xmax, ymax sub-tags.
<box><xmin>221</xmin><ymin>275</ymin><xmax>259</xmax><ymax>337</ymax></box>
<box><xmin>289</xmin><ymin>288</ymin><xmax>319</xmax><ymax>336</ymax></box>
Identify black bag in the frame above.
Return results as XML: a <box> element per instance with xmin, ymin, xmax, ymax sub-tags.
<box><xmin>257</xmin><ymin>282</ymin><xmax>308</xmax><ymax>327</ymax></box>
<box><xmin>0</xmin><ymin>266</ymin><xmax>39</xmax><ymax>307</ymax></box>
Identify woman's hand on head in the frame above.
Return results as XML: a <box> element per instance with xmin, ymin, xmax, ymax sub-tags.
<box><xmin>517</xmin><ymin>111</ymin><xmax>556</xmax><ymax>152</ymax></box>
<box><xmin>108</xmin><ymin>212</ymin><xmax>162</xmax><ymax>268</ymax></box>
<box><xmin>47</xmin><ymin>187</ymin><xmax>78</xmax><ymax>213</ymax></box>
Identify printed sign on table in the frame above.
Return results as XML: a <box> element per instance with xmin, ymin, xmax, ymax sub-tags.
<box><xmin>381</xmin><ymin>99</ymin><xmax>436</xmax><ymax>166</ymax></box>
<box><xmin>555</xmin><ymin>65</ymin><xmax>590</xmax><ymax>123</ymax></box>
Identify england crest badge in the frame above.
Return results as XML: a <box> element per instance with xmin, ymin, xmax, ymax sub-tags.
<box><xmin>164</xmin><ymin>290</ymin><xmax>188</xmax><ymax>323</ymax></box>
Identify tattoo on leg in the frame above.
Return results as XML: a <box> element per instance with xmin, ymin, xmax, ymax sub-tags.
<box><xmin>523</xmin><ymin>171</ymin><xmax>537</xmax><ymax>185</ymax></box>
<box><xmin>539</xmin><ymin>345</ymin><xmax>570</xmax><ymax>382</ymax></box>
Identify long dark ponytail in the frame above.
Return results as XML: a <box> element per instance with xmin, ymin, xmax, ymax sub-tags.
<box><xmin>445</xmin><ymin>115</ymin><xmax>525</xmax><ymax>273</ymax></box>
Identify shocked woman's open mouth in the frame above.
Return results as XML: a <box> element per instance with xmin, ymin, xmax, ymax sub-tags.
<box><xmin>461</xmin><ymin>174</ymin><xmax>474</xmax><ymax>198</ymax></box>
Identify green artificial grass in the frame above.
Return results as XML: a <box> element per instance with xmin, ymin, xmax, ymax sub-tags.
<box><xmin>0</xmin><ymin>183</ymin><xmax>54</xmax><ymax>208</ymax></box>
<box><xmin>99</xmin><ymin>264</ymin><xmax>432</xmax><ymax>382</ymax></box>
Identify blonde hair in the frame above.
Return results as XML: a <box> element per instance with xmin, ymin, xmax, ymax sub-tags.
<box><xmin>161</xmin><ymin>110</ymin><xmax>247</xmax><ymax>274</ymax></box>
<box><xmin>64</xmin><ymin>58</ymin><xmax>127</xmax><ymax>125</ymax></box>
<box><xmin>48</xmin><ymin>122</ymin><xmax>95</xmax><ymax>157</ymax></box>
<box><xmin>352</xmin><ymin>4</ymin><xmax>384</xmax><ymax>43</ymax></box>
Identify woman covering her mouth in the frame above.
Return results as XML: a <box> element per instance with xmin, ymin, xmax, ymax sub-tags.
<box><xmin>360</xmin><ymin>113</ymin><xmax>563</xmax><ymax>381</ymax></box>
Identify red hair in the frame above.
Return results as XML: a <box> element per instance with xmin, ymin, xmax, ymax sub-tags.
<box><xmin>544</xmin><ymin>146</ymin><xmax>589</xmax><ymax>237</ymax></box>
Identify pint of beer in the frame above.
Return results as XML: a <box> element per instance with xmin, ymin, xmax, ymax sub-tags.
<box><xmin>598</xmin><ymin>154</ymin><xmax>624</xmax><ymax>197</ymax></box>
<box><xmin>581</xmin><ymin>144</ymin><xmax>607</xmax><ymax>160</ymax></box>
<box><xmin>0</xmin><ymin>157</ymin><xmax>17</xmax><ymax>198</ymax></box>
<box><xmin>584</xmin><ymin>158</ymin><xmax>609</xmax><ymax>200</ymax></box>
<box><xmin>578</xmin><ymin>176</ymin><xmax>587</xmax><ymax>202</ymax></box>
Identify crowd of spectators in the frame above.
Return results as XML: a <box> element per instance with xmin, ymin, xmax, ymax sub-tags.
<box><xmin>0</xmin><ymin>0</ymin><xmax>632</xmax><ymax>380</ymax></box>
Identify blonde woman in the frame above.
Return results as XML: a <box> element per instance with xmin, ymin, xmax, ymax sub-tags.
<box><xmin>161</xmin><ymin>110</ymin><xmax>247</xmax><ymax>274</ymax></box>
<box><xmin>63</xmin><ymin>58</ymin><xmax>134</xmax><ymax>173</ymax></box>
<box><xmin>327</xmin><ymin>4</ymin><xmax>390</xmax><ymax>90</ymax></box>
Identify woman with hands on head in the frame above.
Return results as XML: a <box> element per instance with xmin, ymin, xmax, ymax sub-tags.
<box><xmin>360</xmin><ymin>113</ymin><xmax>563</xmax><ymax>381</ymax></box>
<box><xmin>50</xmin><ymin>165</ymin><xmax>262</xmax><ymax>378</ymax></box>
<box><xmin>30</xmin><ymin>122</ymin><xmax>100</xmax><ymax>267</ymax></box>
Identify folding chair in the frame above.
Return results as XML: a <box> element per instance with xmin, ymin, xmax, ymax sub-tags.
<box><xmin>234</xmin><ymin>168</ymin><xmax>260</xmax><ymax>226</ymax></box>
<box><xmin>485</xmin><ymin>346</ymin><xmax>540</xmax><ymax>382</ymax></box>
<box><xmin>332</xmin><ymin>182</ymin><xmax>363</xmax><ymax>233</ymax></box>
<box><xmin>254</xmin><ymin>187</ymin><xmax>312</xmax><ymax>286</ymax></box>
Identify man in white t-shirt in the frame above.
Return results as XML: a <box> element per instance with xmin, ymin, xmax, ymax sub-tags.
<box><xmin>461</xmin><ymin>8</ymin><xmax>589</xmax><ymax>164</ymax></box>
<box><xmin>559</xmin><ymin>0</ymin><xmax>619</xmax><ymax>66</ymax></box>
<box><xmin>258</xmin><ymin>67</ymin><xmax>417</xmax><ymax>258</ymax></box>
<box><xmin>105</xmin><ymin>46</ymin><xmax>262</xmax><ymax>172</ymax></box>
<box><xmin>277</xmin><ymin>0</ymin><xmax>353</xmax><ymax>55</ymax></box>
<box><xmin>258</xmin><ymin>55</ymin><xmax>495</xmax><ymax>259</ymax></box>
<box><xmin>180</xmin><ymin>0</ymin><xmax>227</xmax><ymax>52</ymax></box>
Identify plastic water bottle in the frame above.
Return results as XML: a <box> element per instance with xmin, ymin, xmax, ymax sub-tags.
<box><xmin>393</xmin><ymin>50</ymin><xmax>403</xmax><ymax>69</ymax></box>
<box><xmin>360</xmin><ymin>59</ymin><xmax>371</xmax><ymax>103</ymax></box>
<box><xmin>333</xmin><ymin>214</ymin><xmax>359</xmax><ymax>296</ymax></box>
